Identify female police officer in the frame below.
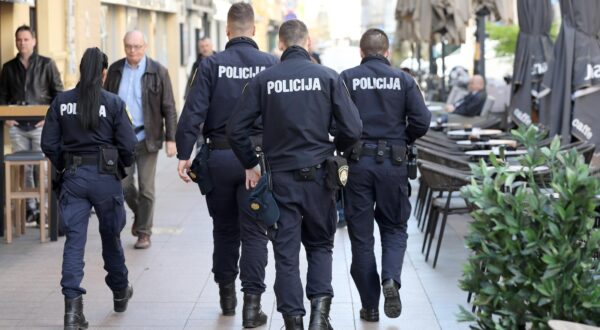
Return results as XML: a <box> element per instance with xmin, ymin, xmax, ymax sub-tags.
<box><xmin>41</xmin><ymin>47</ymin><xmax>137</xmax><ymax>329</ymax></box>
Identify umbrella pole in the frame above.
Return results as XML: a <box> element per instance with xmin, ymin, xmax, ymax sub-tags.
<box><xmin>441</xmin><ymin>39</ymin><xmax>446</xmax><ymax>101</ymax></box>
<box><xmin>429</xmin><ymin>43</ymin><xmax>438</xmax><ymax>100</ymax></box>
<box><xmin>475</xmin><ymin>6</ymin><xmax>490</xmax><ymax>81</ymax></box>
<box><xmin>417</xmin><ymin>43</ymin><xmax>422</xmax><ymax>85</ymax></box>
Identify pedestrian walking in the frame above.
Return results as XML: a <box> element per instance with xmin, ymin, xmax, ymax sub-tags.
<box><xmin>228</xmin><ymin>19</ymin><xmax>362</xmax><ymax>330</ymax></box>
<box><xmin>104</xmin><ymin>30</ymin><xmax>178</xmax><ymax>249</ymax></box>
<box><xmin>176</xmin><ymin>3</ymin><xmax>278</xmax><ymax>327</ymax></box>
<box><xmin>339</xmin><ymin>28</ymin><xmax>431</xmax><ymax>322</ymax></box>
<box><xmin>41</xmin><ymin>47</ymin><xmax>137</xmax><ymax>330</ymax></box>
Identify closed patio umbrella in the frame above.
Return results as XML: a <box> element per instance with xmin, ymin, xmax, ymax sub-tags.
<box><xmin>539</xmin><ymin>0</ymin><xmax>600</xmax><ymax>148</ymax></box>
<box><xmin>473</xmin><ymin>0</ymin><xmax>515</xmax><ymax>23</ymax></box>
<box><xmin>509</xmin><ymin>0</ymin><xmax>554</xmax><ymax>126</ymax></box>
<box><xmin>395</xmin><ymin>0</ymin><xmax>434</xmax><ymax>43</ymax></box>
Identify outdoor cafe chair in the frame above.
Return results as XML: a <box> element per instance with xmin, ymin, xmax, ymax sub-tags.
<box><xmin>414</xmin><ymin>145</ymin><xmax>471</xmax><ymax>231</ymax></box>
<box><xmin>417</xmin><ymin>160</ymin><xmax>471</xmax><ymax>268</ymax></box>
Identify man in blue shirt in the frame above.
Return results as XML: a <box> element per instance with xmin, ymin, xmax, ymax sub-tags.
<box><xmin>118</xmin><ymin>54</ymin><xmax>146</xmax><ymax>140</ymax></box>
<box><xmin>104</xmin><ymin>30</ymin><xmax>178</xmax><ymax>249</ymax></box>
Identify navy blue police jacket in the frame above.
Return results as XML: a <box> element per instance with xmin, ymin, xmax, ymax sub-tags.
<box><xmin>176</xmin><ymin>37</ymin><xmax>278</xmax><ymax>160</ymax></box>
<box><xmin>227</xmin><ymin>46</ymin><xmax>363</xmax><ymax>172</ymax></box>
<box><xmin>340</xmin><ymin>55</ymin><xmax>431</xmax><ymax>145</ymax></box>
<box><xmin>41</xmin><ymin>87</ymin><xmax>137</xmax><ymax>171</ymax></box>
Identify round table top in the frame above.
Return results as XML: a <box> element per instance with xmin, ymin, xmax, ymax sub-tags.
<box><xmin>457</xmin><ymin>139</ymin><xmax>518</xmax><ymax>147</ymax></box>
<box><xmin>448</xmin><ymin>129</ymin><xmax>503</xmax><ymax>136</ymax></box>
<box><xmin>465</xmin><ymin>149</ymin><xmax>528</xmax><ymax>157</ymax></box>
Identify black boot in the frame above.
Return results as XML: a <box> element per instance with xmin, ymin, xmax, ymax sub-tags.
<box><xmin>283</xmin><ymin>315</ymin><xmax>304</xmax><ymax>330</ymax></box>
<box><xmin>218</xmin><ymin>282</ymin><xmax>237</xmax><ymax>315</ymax></box>
<box><xmin>382</xmin><ymin>279</ymin><xmax>402</xmax><ymax>318</ymax></box>
<box><xmin>359</xmin><ymin>308</ymin><xmax>379</xmax><ymax>322</ymax></box>
<box><xmin>64</xmin><ymin>296</ymin><xmax>88</xmax><ymax>330</ymax></box>
<box><xmin>113</xmin><ymin>284</ymin><xmax>133</xmax><ymax>313</ymax></box>
<box><xmin>242</xmin><ymin>293</ymin><xmax>268</xmax><ymax>328</ymax></box>
<box><xmin>308</xmin><ymin>296</ymin><xmax>333</xmax><ymax>330</ymax></box>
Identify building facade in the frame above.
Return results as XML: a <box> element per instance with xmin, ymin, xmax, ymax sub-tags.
<box><xmin>0</xmin><ymin>0</ymin><xmax>239</xmax><ymax>109</ymax></box>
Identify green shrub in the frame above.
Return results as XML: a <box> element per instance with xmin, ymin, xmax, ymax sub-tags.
<box><xmin>459</xmin><ymin>126</ymin><xmax>600</xmax><ymax>329</ymax></box>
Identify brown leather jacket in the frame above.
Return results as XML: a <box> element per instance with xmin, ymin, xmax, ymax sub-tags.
<box><xmin>104</xmin><ymin>57</ymin><xmax>177</xmax><ymax>152</ymax></box>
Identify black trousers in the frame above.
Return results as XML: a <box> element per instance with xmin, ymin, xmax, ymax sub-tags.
<box><xmin>269</xmin><ymin>168</ymin><xmax>337</xmax><ymax>316</ymax></box>
<box><xmin>205</xmin><ymin>149</ymin><xmax>269</xmax><ymax>294</ymax></box>
<box><xmin>344</xmin><ymin>156</ymin><xmax>411</xmax><ymax>309</ymax></box>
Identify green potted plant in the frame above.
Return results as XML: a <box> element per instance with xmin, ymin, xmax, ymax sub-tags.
<box><xmin>458</xmin><ymin>126</ymin><xmax>600</xmax><ymax>329</ymax></box>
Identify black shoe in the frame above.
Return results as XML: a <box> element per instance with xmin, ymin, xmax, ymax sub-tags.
<box><xmin>242</xmin><ymin>293</ymin><xmax>268</xmax><ymax>328</ymax></box>
<box><xmin>64</xmin><ymin>296</ymin><xmax>89</xmax><ymax>330</ymax></box>
<box><xmin>382</xmin><ymin>279</ymin><xmax>401</xmax><ymax>318</ymax></box>
<box><xmin>359</xmin><ymin>308</ymin><xmax>379</xmax><ymax>322</ymax></box>
<box><xmin>219</xmin><ymin>282</ymin><xmax>237</xmax><ymax>316</ymax></box>
<box><xmin>308</xmin><ymin>296</ymin><xmax>333</xmax><ymax>330</ymax></box>
<box><xmin>26</xmin><ymin>209</ymin><xmax>40</xmax><ymax>224</ymax></box>
<box><xmin>283</xmin><ymin>315</ymin><xmax>304</xmax><ymax>330</ymax></box>
<box><xmin>113</xmin><ymin>284</ymin><xmax>133</xmax><ymax>313</ymax></box>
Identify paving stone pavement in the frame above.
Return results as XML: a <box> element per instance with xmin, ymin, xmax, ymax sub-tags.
<box><xmin>0</xmin><ymin>154</ymin><xmax>472</xmax><ymax>329</ymax></box>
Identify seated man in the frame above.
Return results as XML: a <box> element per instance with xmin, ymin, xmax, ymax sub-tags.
<box><xmin>445</xmin><ymin>75</ymin><xmax>487</xmax><ymax>117</ymax></box>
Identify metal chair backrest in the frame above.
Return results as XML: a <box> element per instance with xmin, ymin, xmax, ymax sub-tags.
<box><xmin>480</xmin><ymin>95</ymin><xmax>495</xmax><ymax>118</ymax></box>
<box><xmin>417</xmin><ymin>146</ymin><xmax>471</xmax><ymax>171</ymax></box>
<box><xmin>417</xmin><ymin>159</ymin><xmax>471</xmax><ymax>192</ymax></box>
<box><xmin>576</xmin><ymin>143</ymin><xmax>596</xmax><ymax>165</ymax></box>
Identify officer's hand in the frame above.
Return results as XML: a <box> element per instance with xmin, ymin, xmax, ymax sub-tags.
<box><xmin>5</xmin><ymin>120</ymin><xmax>18</xmax><ymax>127</ymax></box>
<box><xmin>166</xmin><ymin>141</ymin><xmax>177</xmax><ymax>158</ymax></box>
<box><xmin>245</xmin><ymin>164</ymin><xmax>261</xmax><ymax>190</ymax></box>
<box><xmin>445</xmin><ymin>104</ymin><xmax>455</xmax><ymax>113</ymax></box>
<box><xmin>178</xmin><ymin>159</ymin><xmax>191</xmax><ymax>183</ymax></box>
<box><xmin>35</xmin><ymin>120</ymin><xmax>45</xmax><ymax>128</ymax></box>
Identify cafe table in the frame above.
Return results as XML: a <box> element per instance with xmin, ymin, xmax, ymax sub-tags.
<box><xmin>456</xmin><ymin>139</ymin><xmax>518</xmax><ymax>148</ymax></box>
<box><xmin>465</xmin><ymin>149</ymin><xmax>528</xmax><ymax>158</ymax></box>
<box><xmin>447</xmin><ymin>129</ymin><xmax>503</xmax><ymax>137</ymax></box>
<box><xmin>0</xmin><ymin>105</ymin><xmax>58</xmax><ymax>241</ymax></box>
<box><xmin>426</xmin><ymin>101</ymin><xmax>446</xmax><ymax>113</ymax></box>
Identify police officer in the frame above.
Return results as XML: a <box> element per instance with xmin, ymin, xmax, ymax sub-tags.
<box><xmin>339</xmin><ymin>29</ymin><xmax>431</xmax><ymax>322</ymax></box>
<box><xmin>228</xmin><ymin>19</ymin><xmax>362</xmax><ymax>330</ymax></box>
<box><xmin>41</xmin><ymin>48</ymin><xmax>137</xmax><ymax>329</ymax></box>
<box><xmin>175</xmin><ymin>3</ymin><xmax>277</xmax><ymax>327</ymax></box>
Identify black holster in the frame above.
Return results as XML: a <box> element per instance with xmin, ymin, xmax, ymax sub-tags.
<box><xmin>99</xmin><ymin>147</ymin><xmax>119</xmax><ymax>175</ymax></box>
<box><xmin>347</xmin><ymin>142</ymin><xmax>362</xmax><ymax>162</ymax></box>
<box><xmin>52</xmin><ymin>169</ymin><xmax>65</xmax><ymax>196</ymax></box>
<box><xmin>407</xmin><ymin>144</ymin><xmax>418</xmax><ymax>180</ymax></box>
<box><xmin>189</xmin><ymin>143</ymin><xmax>214</xmax><ymax>195</ymax></box>
<box><xmin>376</xmin><ymin>141</ymin><xmax>387</xmax><ymax>163</ymax></box>
<box><xmin>391</xmin><ymin>145</ymin><xmax>407</xmax><ymax>166</ymax></box>
<box><xmin>325</xmin><ymin>156</ymin><xmax>349</xmax><ymax>190</ymax></box>
<box><xmin>293</xmin><ymin>166</ymin><xmax>317</xmax><ymax>181</ymax></box>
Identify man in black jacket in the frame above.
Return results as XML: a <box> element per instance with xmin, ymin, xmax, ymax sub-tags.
<box><xmin>340</xmin><ymin>29</ymin><xmax>431</xmax><ymax>322</ymax></box>
<box><xmin>104</xmin><ymin>30</ymin><xmax>178</xmax><ymax>249</ymax></box>
<box><xmin>184</xmin><ymin>37</ymin><xmax>217</xmax><ymax>99</ymax></box>
<box><xmin>445</xmin><ymin>74</ymin><xmax>487</xmax><ymax>117</ymax></box>
<box><xmin>0</xmin><ymin>25</ymin><xmax>64</xmax><ymax>221</ymax></box>
<box><xmin>228</xmin><ymin>19</ymin><xmax>362</xmax><ymax>330</ymax></box>
<box><xmin>176</xmin><ymin>3</ymin><xmax>278</xmax><ymax>327</ymax></box>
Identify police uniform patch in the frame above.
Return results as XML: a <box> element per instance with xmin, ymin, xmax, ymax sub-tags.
<box><xmin>124</xmin><ymin>106</ymin><xmax>133</xmax><ymax>124</ymax></box>
<box><xmin>338</xmin><ymin>164</ymin><xmax>349</xmax><ymax>186</ymax></box>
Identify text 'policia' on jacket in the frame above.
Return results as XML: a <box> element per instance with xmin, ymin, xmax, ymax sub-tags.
<box><xmin>104</xmin><ymin>56</ymin><xmax>177</xmax><ymax>153</ymax></box>
<box><xmin>176</xmin><ymin>37</ymin><xmax>278</xmax><ymax>160</ymax></box>
<box><xmin>227</xmin><ymin>46</ymin><xmax>363</xmax><ymax>172</ymax></box>
<box><xmin>339</xmin><ymin>55</ymin><xmax>431</xmax><ymax>145</ymax></box>
<box><xmin>40</xmin><ymin>88</ymin><xmax>137</xmax><ymax>171</ymax></box>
